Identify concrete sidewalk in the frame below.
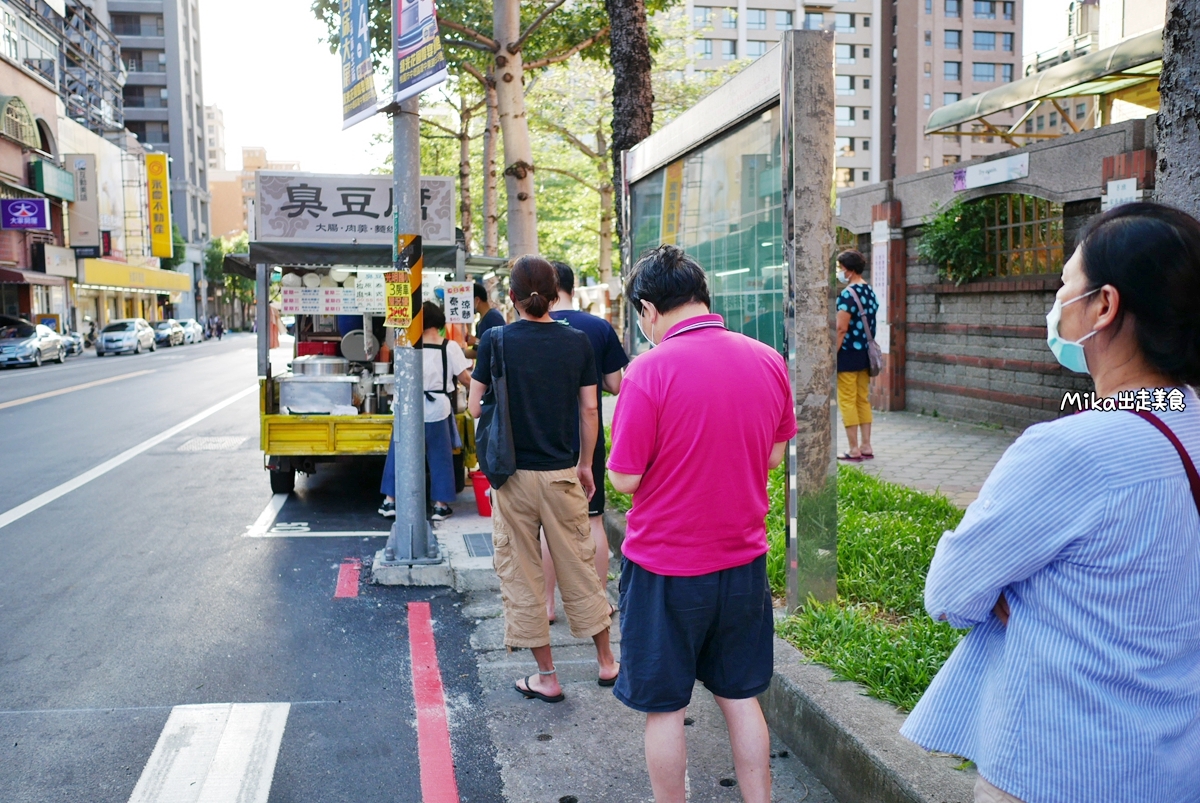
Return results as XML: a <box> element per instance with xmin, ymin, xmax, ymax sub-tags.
<box><xmin>836</xmin><ymin>409</ymin><xmax>1021</xmax><ymax>507</ymax></box>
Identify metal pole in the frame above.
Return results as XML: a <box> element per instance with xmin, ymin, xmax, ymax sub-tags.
<box><xmin>382</xmin><ymin>97</ymin><xmax>437</xmax><ymax>565</ymax></box>
<box><xmin>255</xmin><ymin>264</ymin><xmax>269</xmax><ymax>377</ymax></box>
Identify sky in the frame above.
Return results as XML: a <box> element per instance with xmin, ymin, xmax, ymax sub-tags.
<box><xmin>198</xmin><ymin>0</ymin><xmax>391</xmax><ymax>174</ymax></box>
<box><xmin>199</xmin><ymin>0</ymin><xmax>1076</xmax><ymax>176</ymax></box>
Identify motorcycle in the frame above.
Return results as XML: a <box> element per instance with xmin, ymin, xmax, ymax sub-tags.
<box><xmin>83</xmin><ymin>317</ymin><xmax>97</xmax><ymax>349</ymax></box>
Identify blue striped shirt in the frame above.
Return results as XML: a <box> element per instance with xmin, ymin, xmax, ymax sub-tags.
<box><xmin>901</xmin><ymin>389</ymin><xmax>1200</xmax><ymax>803</ymax></box>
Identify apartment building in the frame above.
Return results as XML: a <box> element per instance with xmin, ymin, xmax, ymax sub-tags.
<box><xmin>204</xmin><ymin>104</ymin><xmax>224</xmax><ymax>171</ymax></box>
<box><xmin>680</xmin><ymin>0</ymin><xmax>1022</xmax><ymax>184</ymax></box>
<box><xmin>109</xmin><ymin>0</ymin><xmax>209</xmax><ymax>247</ymax></box>
<box><xmin>208</xmin><ymin>146</ymin><xmax>300</xmax><ymax>239</ymax></box>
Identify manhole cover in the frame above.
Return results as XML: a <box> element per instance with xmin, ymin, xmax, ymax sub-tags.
<box><xmin>178</xmin><ymin>436</ymin><xmax>246</xmax><ymax>452</ymax></box>
<box><xmin>463</xmin><ymin>532</ymin><xmax>494</xmax><ymax>557</ymax></box>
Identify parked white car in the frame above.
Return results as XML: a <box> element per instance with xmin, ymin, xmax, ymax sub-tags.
<box><xmin>96</xmin><ymin>318</ymin><xmax>156</xmax><ymax>356</ymax></box>
<box><xmin>0</xmin><ymin>319</ymin><xmax>65</xmax><ymax>368</ymax></box>
<box><xmin>180</xmin><ymin>319</ymin><xmax>204</xmax><ymax>344</ymax></box>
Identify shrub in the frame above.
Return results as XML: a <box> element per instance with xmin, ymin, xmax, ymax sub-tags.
<box><xmin>916</xmin><ymin>197</ymin><xmax>990</xmax><ymax>285</ymax></box>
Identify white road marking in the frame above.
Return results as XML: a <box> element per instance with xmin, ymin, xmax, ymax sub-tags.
<box><xmin>0</xmin><ymin>369</ymin><xmax>154</xmax><ymax>411</ymax></box>
<box><xmin>255</xmin><ymin>530</ymin><xmax>390</xmax><ymax>538</ymax></box>
<box><xmin>244</xmin><ymin>494</ymin><xmax>287</xmax><ymax>537</ymax></box>
<box><xmin>178</xmin><ymin>436</ymin><xmax>246</xmax><ymax>452</ymax></box>
<box><xmin>0</xmin><ymin>385</ymin><xmax>257</xmax><ymax>532</ymax></box>
<box><xmin>127</xmin><ymin>703</ymin><xmax>290</xmax><ymax>803</ymax></box>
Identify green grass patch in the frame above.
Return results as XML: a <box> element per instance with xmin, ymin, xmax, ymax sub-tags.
<box><xmin>778</xmin><ymin>466</ymin><xmax>966</xmax><ymax>711</ymax></box>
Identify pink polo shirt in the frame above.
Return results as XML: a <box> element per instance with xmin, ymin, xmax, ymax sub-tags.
<box><xmin>608</xmin><ymin>314</ymin><xmax>797</xmax><ymax>577</ymax></box>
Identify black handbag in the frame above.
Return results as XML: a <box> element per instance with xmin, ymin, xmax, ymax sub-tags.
<box><xmin>475</xmin><ymin>326</ymin><xmax>516</xmax><ymax>488</ymax></box>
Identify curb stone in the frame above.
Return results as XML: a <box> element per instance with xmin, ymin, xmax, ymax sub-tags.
<box><xmin>604</xmin><ymin>507</ymin><xmax>975</xmax><ymax>803</ymax></box>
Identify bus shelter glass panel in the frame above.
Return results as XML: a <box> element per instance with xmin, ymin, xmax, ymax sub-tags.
<box><xmin>629</xmin><ymin>106</ymin><xmax>784</xmax><ymax>354</ymax></box>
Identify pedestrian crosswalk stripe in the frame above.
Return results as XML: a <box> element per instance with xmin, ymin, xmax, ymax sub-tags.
<box><xmin>127</xmin><ymin>703</ymin><xmax>290</xmax><ymax>803</ymax></box>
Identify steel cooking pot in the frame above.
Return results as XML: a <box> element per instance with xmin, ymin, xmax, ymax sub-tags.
<box><xmin>292</xmin><ymin>355</ymin><xmax>349</xmax><ymax>375</ymax></box>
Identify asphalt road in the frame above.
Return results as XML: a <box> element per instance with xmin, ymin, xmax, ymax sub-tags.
<box><xmin>0</xmin><ymin>334</ymin><xmax>503</xmax><ymax>802</ymax></box>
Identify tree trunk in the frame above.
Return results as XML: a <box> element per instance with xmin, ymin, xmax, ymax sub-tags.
<box><xmin>458</xmin><ymin>94</ymin><xmax>474</xmax><ymax>253</ymax></box>
<box><xmin>605</xmin><ymin>0</ymin><xmax>654</xmax><ymax>272</ymax></box>
<box><xmin>483</xmin><ymin>73</ymin><xmax>500</xmax><ymax>257</ymax></box>
<box><xmin>493</xmin><ymin>0</ymin><xmax>538</xmax><ymax>258</ymax></box>
<box><xmin>1156</xmin><ymin>0</ymin><xmax>1200</xmax><ymax>219</ymax></box>
<box><xmin>598</xmin><ymin>181</ymin><xmax>614</xmax><ymax>286</ymax></box>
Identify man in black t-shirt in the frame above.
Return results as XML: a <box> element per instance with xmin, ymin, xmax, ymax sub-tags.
<box><xmin>468</xmin><ymin>256</ymin><xmax>618</xmax><ymax>704</ymax></box>
<box><xmin>465</xmin><ymin>282</ymin><xmax>505</xmax><ymax>360</ymax></box>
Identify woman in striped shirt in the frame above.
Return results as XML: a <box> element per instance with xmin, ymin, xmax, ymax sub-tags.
<box><xmin>902</xmin><ymin>203</ymin><xmax>1200</xmax><ymax>803</ymax></box>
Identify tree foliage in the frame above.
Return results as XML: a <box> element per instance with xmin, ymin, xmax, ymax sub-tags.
<box><xmin>158</xmin><ymin>224</ymin><xmax>189</xmax><ymax>270</ymax></box>
<box><xmin>915</xmin><ymin>198</ymin><xmax>990</xmax><ymax>285</ymax></box>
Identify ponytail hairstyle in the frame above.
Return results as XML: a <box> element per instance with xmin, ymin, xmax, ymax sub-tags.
<box><xmin>509</xmin><ymin>255</ymin><xmax>558</xmax><ymax>319</ymax></box>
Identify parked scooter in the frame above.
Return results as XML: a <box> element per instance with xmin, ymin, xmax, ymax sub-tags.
<box><xmin>83</xmin><ymin>317</ymin><xmax>97</xmax><ymax>349</ymax></box>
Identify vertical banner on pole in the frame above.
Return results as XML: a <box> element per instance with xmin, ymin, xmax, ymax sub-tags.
<box><xmin>393</xmin><ymin>0</ymin><xmax>449</xmax><ymax>104</ymax></box>
<box><xmin>146</xmin><ymin>153</ymin><xmax>173</xmax><ymax>259</ymax></box>
<box><xmin>341</xmin><ymin>0</ymin><xmax>378</xmax><ymax>128</ymax></box>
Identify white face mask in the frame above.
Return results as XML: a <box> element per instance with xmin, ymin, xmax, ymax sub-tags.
<box><xmin>836</xmin><ymin>270</ymin><xmax>848</xmax><ymax>283</ymax></box>
<box><xmin>637</xmin><ymin>313</ymin><xmax>655</xmax><ymax>346</ymax></box>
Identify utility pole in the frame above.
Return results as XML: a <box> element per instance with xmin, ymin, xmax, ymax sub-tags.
<box><xmin>381</xmin><ymin>97</ymin><xmax>438</xmax><ymax>565</ymax></box>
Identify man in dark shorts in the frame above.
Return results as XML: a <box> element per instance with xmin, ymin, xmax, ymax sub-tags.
<box><xmin>541</xmin><ymin>261</ymin><xmax>629</xmax><ymax>621</ymax></box>
<box><xmin>609</xmin><ymin>245</ymin><xmax>795</xmax><ymax>803</ymax></box>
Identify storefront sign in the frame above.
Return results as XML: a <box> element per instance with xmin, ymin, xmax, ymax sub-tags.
<box><xmin>341</xmin><ymin>0</ymin><xmax>378</xmax><ymax>128</ymax></box>
<box><xmin>394</xmin><ymin>0</ymin><xmax>448</xmax><ymax>104</ymax></box>
<box><xmin>31</xmin><ymin>160</ymin><xmax>76</xmax><ymax>201</ymax></box>
<box><xmin>384</xmin><ymin>270</ymin><xmax>413</xmax><ymax>328</ymax></box>
<box><xmin>443</xmin><ymin>281</ymin><xmax>473</xmax><ymax>323</ymax></box>
<box><xmin>255</xmin><ymin>173</ymin><xmax>456</xmax><ymax>245</ymax></box>
<box><xmin>0</xmin><ymin>198</ymin><xmax>51</xmax><ymax>230</ymax></box>
<box><xmin>78</xmin><ymin>258</ymin><xmax>192</xmax><ymax>293</ymax></box>
<box><xmin>146</xmin><ymin>153</ymin><xmax>173</xmax><ymax>258</ymax></box>
<box><xmin>36</xmin><ymin>243</ymin><xmax>77</xmax><ymax>277</ymax></box>
<box><xmin>67</xmin><ymin>154</ymin><xmax>100</xmax><ymax>247</ymax></box>
<box><xmin>660</xmin><ymin>161</ymin><xmax>683</xmax><ymax>246</ymax></box>
<box><xmin>953</xmin><ymin>152</ymin><xmax>1029</xmax><ymax>192</ymax></box>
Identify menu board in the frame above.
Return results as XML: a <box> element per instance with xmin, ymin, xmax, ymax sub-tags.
<box><xmin>443</xmin><ymin>282</ymin><xmax>473</xmax><ymax>323</ymax></box>
<box><xmin>355</xmin><ymin>273</ymin><xmax>386</xmax><ymax>313</ymax></box>
<box><xmin>384</xmin><ymin>271</ymin><xmax>412</xmax><ymax>328</ymax></box>
<box><xmin>280</xmin><ymin>287</ymin><xmax>360</xmax><ymax>315</ymax></box>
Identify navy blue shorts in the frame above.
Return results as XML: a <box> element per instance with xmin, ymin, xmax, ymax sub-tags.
<box><xmin>613</xmin><ymin>554</ymin><xmax>775</xmax><ymax>713</ymax></box>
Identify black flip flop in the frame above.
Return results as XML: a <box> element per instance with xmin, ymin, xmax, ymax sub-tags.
<box><xmin>598</xmin><ymin>670</ymin><xmax>619</xmax><ymax>688</ymax></box>
<box><xmin>515</xmin><ymin>675</ymin><xmax>565</xmax><ymax>703</ymax></box>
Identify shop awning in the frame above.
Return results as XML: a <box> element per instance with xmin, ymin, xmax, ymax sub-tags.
<box><xmin>925</xmin><ymin>28</ymin><xmax>1162</xmax><ymax>137</ymax></box>
<box><xmin>0</xmin><ymin>267</ymin><xmax>67</xmax><ymax>286</ymax></box>
<box><xmin>77</xmin><ymin>259</ymin><xmax>192</xmax><ymax>293</ymax></box>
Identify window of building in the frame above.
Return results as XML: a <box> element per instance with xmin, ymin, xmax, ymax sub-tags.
<box><xmin>1076</xmin><ymin>102</ymin><xmax>1087</xmax><ymax>119</ymax></box>
<box><xmin>861</xmin><ymin>170</ymin><xmax>870</xmax><ymax>182</ymax></box>
<box><xmin>924</xmin><ymin>61</ymin><xmax>932</xmax><ymax>76</ymax></box>
<box><xmin>1036</xmin><ymin>115</ymin><xmax>1044</xmax><ymax>131</ymax></box>
<box><xmin>944</xmin><ymin>92</ymin><xmax>962</xmax><ymax>105</ymax></box>
<box><xmin>836</xmin><ymin>136</ymin><xmax>855</xmax><ymax>157</ymax></box>
<box><xmin>982</xmin><ymin>195</ymin><xmax>1065</xmax><ymax>276</ymax></box>
<box><xmin>110</xmin><ymin>13</ymin><xmax>140</xmax><ymax>35</ymax></box>
<box><xmin>924</xmin><ymin>93</ymin><xmax>932</xmax><ymax>108</ymax></box>
<box><xmin>863</xmin><ymin>78</ymin><xmax>870</xmax><ymax>89</ymax></box>
<box><xmin>1001</xmin><ymin>63</ymin><xmax>1013</xmax><ymax>82</ymax></box>
<box><xmin>862</xmin><ymin>108</ymin><xmax>870</xmax><ymax>120</ymax></box>
<box><xmin>863</xmin><ymin>47</ymin><xmax>870</xmax><ymax>57</ymax></box>
<box><xmin>693</xmin><ymin>6</ymin><xmax>712</xmax><ymax>28</ymax></box>
<box><xmin>746</xmin><ymin>9</ymin><xmax>766</xmax><ymax>29</ymax></box>
<box><xmin>1025</xmin><ymin>119</ymin><xmax>1034</xmax><ymax>133</ymax></box>
<box><xmin>835</xmin><ymin>168</ymin><xmax>855</xmax><ymax>188</ymax></box>
<box><xmin>1049</xmin><ymin>111</ymin><xmax>1058</xmax><ymax>127</ymax></box>
<box><xmin>974</xmin><ymin>31</ymin><xmax>996</xmax><ymax>50</ymax></box>
<box><xmin>776</xmin><ymin>10</ymin><xmax>793</xmax><ymax>29</ymax></box>
<box><xmin>1002</xmin><ymin>32</ymin><xmax>1014</xmax><ymax>51</ymax></box>
<box><xmin>861</xmin><ymin>139</ymin><xmax>870</xmax><ymax>151</ymax></box>
<box><xmin>835</xmin><ymin>106</ymin><xmax>856</xmax><ymax>125</ymax></box>
<box><xmin>973</xmin><ymin>62</ymin><xmax>996</xmax><ymax>81</ymax></box>
<box><xmin>944</xmin><ymin>61</ymin><xmax>961</xmax><ymax>80</ymax></box>
<box><xmin>943</xmin><ymin>155</ymin><xmax>961</xmax><ymax>165</ymax></box>
<box><xmin>721</xmin><ymin>8</ymin><xmax>737</xmax><ymax>28</ymax></box>
<box><xmin>863</xmin><ymin>16</ymin><xmax>870</xmax><ymax>27</ymax></box>
<box><xmin>925</xmin><ymin>30</ymin><xmax>932</xmax><ymax>45</ymax></box>
<box><xmin>695</xmin><ymin>38</ymin><xmax>713</xmax><ymax>58</ymax></box>
<box><xmin>721</xmin><ymin>39</ymin><xmax>737</xmax><ymax>59</ymax></box>
<box><xmin>835</xmin><ymin>43</ymin><xmax>855</xmax><ymax>63</ymax></box>
<box><xmin>836</xmin><ymin>13</ymin><xmax>855</xmax><ymax>32</ymax></box>
<box><xmin>926</xmin><ymin>0</ymin><xmax>932</xmax><ymax>12</ymax></box>
<box><xmin>945</xmin><ymin>0</ymin><xmax>961</xmax><ymax>16</ymax></box>
<box><xmin>746</xmin><ymin>40</ymin><xmax>767</xmax><ymax>57</ymax></box>
<box><xmin>836</xmin><ymin>75</ymin><xmax>856</xmax><ymax>95</ymax></box>
<box><xmin>924</xmin><ymin>156</ymin><xmax>932</xmax><ymax>170</ymax></box>
<box><xmin>1003</xmin><ymin>2</ymin><xmax>1014</xmax><ymax>20</ymax></box>
<box><xmin>945</xmin><ymin>30</ymin><xmax>961</xmax><ymax>49</ymax></box>
<box><xmin>804</xmin><ymin>12</ymin><xmax>824</xmax><ymax>29</ymax></box>
<box><xmin>974</xmin><ymin>0</ymin><xmax>996</xmax><ymax>19</ymax></box>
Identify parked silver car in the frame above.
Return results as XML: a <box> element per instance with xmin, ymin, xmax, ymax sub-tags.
<box><xmin>152</xmin><ymin>319</ymin><xmax>185</xmax><ymax>347</ymax></box>
<box><xmin>96</xmin><ymin>318</ymin><xmax>156</xmax><ymax>356</ymax></box>
<box><xmin>0</xmin><ymin>320</ymin><xmax>65</xmax><ymax>368</ymax></box>
<box><xmin>180</xmin><ymin>318</ymin><xmax>204</xmax><ymax>344</ymax></box>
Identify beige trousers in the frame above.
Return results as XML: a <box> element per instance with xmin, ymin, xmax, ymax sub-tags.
<box><xmin>491</xmin><ymin>468</ymin><xmax>611</xmax><ymax>648</ymax></box>
<box><xmin>975</xmin><ymin>776</ymin><xmax>1025</xmax><ymax>803</ymax></box>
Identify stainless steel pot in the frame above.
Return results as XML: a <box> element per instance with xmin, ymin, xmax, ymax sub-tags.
<box><xmin>292</xmin><ymin>355</ymin><xmax>349</xmax><ymax>375</ymax></box>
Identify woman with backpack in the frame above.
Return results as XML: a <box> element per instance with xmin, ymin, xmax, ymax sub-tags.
<box><xmin>835</xmin><ymin>249</ymin><xmax>879</xmax><ymax>461</ymax></box>
<box><xmin>378</xmin><ymin>301</ymin><xmax>471</xmax><ymax>521</ymax></box>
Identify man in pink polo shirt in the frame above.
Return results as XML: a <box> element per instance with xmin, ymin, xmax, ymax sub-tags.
<box><xmin>609</xmin><ymin>245</ymin><xmax>796</xmax><ymax>803</ymax></box>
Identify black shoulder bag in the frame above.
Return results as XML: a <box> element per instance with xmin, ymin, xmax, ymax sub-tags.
<box><xmin>475</xmin><ymin>327</ymin><xmax>516</xmax><ymax>488</ymax></box>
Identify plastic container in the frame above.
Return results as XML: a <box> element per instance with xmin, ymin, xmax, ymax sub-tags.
<box><xmin>469</xmin><ymin>471</ymin><xmax>492</xmax><ymax>517</ymax></box>
<box><xmin>296</xmin><ymin>341</ymin><xmax>325</xmax><ymax>356</ymax></box>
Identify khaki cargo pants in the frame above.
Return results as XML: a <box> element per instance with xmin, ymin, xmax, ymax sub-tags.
<box><xmin>491</xmin><ymin>468</ymin><xmax>611</xmax><ymax>648</ymax></box>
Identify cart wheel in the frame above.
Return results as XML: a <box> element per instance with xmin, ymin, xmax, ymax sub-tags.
<box><xmin>269</xmin><ymin>468</ymin><xmax>296</xmax><ymax>494</ymax></box>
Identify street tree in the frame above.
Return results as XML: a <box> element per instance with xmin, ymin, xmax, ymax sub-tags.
<box><xmin>1156</xmin><ymin>0</ymin><xmax>1200</xmax><ymax>219</ymax></box>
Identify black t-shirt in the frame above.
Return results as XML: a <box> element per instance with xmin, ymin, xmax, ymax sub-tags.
<box><xmin>476</xmin><ymin>308</ymin><xmax>505</xmax><ymax>339</ymax></box>
<box><xmin>472</xmin><ymin>320</ymin><xmax>598</xmax><ymax>471</ymax></box>
<box><xmin>549</xmin><ymin>310</ymin><xmax>629</xmax><ymax>419</ymax></box>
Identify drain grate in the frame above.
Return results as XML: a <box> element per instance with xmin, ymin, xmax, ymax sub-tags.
<box><xmin>177</xmin><ymin>436</ymin><xmax>247</xmax><ymax>452</ymax></box>
<box><xmin>463</xmin><ymin>532</ymin><xmax>494</xmax><ymax>557</ymax></box>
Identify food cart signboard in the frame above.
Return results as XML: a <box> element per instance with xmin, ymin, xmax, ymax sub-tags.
<box><xmin>280</xmin><ymin>286</ymin><xmax>360</xmax><ymax>315</ymax></box>
<box><xmin>255</xmin><ymin>173</ymin><xmax>456</xmax><ymax>245</ymax></box>
<box><xmin>385</xmin><ymin>271</ymin><xmax>412</xmax><ymax>328</ymax></box>
<box><xmin>443</xmin><ymin>282</ymin><xmax>473</xmax><ymax>323</ymax></box>
<box><xmin>356</xmin><ymin>272</ymin><xmax>386</xmax><ymax>313</ymax></box>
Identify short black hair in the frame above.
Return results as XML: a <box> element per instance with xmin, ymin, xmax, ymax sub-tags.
<box><xmin>1078</xmin><ymin>202</ymin><xmax>1200</xmax><ymax>386</ymax></box>
<box><xmin>551</xmin><ymin>261</ymin><xmax>575</xmax><ymax>295</ymax></box>
<box><xmin>625</xmin><ymin>245</ymin><xmax>711</xmax><ymax>314</ymax></box>
<box><xmin>473</xmin><ymin>282</ymin><xmax>488</xmax><ymax>303</ymax></box>
<box><xmin>422</xmin><ymin>300</ymin><xmax>446</xmax><ymax>331</ymax></box>
<box><xmin>837</xmin><ymin>249</ymin><xmax>867</xmax><ymax>275</ymax></box>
